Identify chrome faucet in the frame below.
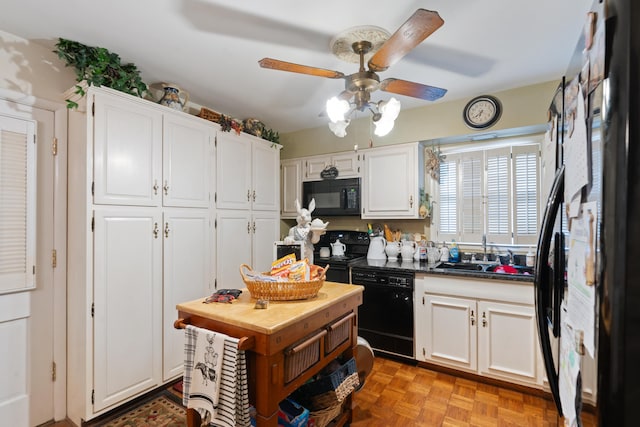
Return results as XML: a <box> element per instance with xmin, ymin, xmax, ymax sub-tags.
<box><xmin>482</xmin><ymin>234</ymin><xmax>488</xmax><ymax>262</ymax></box>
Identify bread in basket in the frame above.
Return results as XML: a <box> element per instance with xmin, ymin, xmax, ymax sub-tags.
<box><xmin>239</xmin><ymin>263</ymin><xmax>328</xmax><ymax>301</ymax></box>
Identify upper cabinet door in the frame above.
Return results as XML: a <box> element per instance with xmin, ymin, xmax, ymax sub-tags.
<box><xmin>252</xmin><ymin>140</ymin><xmax>280</xmax><ymax>211</ymax></box>
<box><xmin>216</xmin><ymin>132</ymin><xmax>252</xmax><ymax>210</ymax></box>
<box><xmin>163</xmin><ymin>115</ymin><xmax>212</xmax><ymax>208</ymax></box>
<box><xmin>362</xmin><ymin>144</ymin><xmax>418</xmax><ymax>218</ymax></box>
<box><xmin>281</xmin><ymin>159</ymin><xmax>302</xmax><ymax>219</ymax></box>
<box><xmin>331</xmin><ymin>152</ymin><xmax>361</xmax><ymax>178</ymax></box>
<box><xmin>93</xmin><ymin>92</ymin><xmax>162</xmax><ymax>206</ymax></box>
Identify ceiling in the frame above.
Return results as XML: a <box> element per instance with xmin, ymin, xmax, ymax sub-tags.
<box><xmin>1</xmin><ymin>0</ymin><xmax>593</xmax><ymax>134</ymax></box>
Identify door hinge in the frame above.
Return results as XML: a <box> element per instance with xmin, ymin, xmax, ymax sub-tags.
<box><xmin>91</xmin><ymin>216</ymin><xmax>95</xmax><ymax>232</ymax></box>
<box><xmin>52</xmin><ymin>249</ymin><xmax>57</xmax><ymax>268</ymax></box>
<box><xmin>33</xmin><ymin>134</ymin><xmax>36</xmax><ymax>144</ymax></box>
<box><xmin>52</xmin><ymin>361</ymin><xmax>57</xmax><ymax>381</ymax></box>
<box><xmin>91</xmin><ymin>182</ymin><xmax>95</xmax><ymax>196</ymax></box>
<box><xmin>215</xmin><ymin>218</ymin><xmax>217</xmax><ymax>229</ymax></box>
<box><xmin>215</xmin><ymin>135</ymin><xmax>217</xmax><ymax>148</ymax></box>
<box><xmin>91</xmin><ymin>390</ymin><xmax>95</xmax><ymax>405</ymax></box>
<box><xmin>422</xmin><ymin>296</ymin><xmax>425</xmax><ymax>305</ymax></box>
<box><xmin>91</xmin><ymin>303</ymin><xmax>95</xmax><ymax>318</ymax></box>
<box><xmin>215</xmin><ymin>192</ymin><xmax>217</xmax><ymax>203</ymax></box>
<box><xmin>92</xmin><ymin>102</ymin><xmax>95</xmax><ymax>116</ymax></box>
<box><xmin>33</xmin><ymin>265</ymin><xmax>36</xmax><ymax>275</ymax></box>
<box><xmin>214</xmin><ymin>278</ymin><xmax>217</xmax><ymax>289</ymax></box>
<box><xmin>422</xmin><ymin>348</ymin><xmax>426</xmax><ymax>357</ymax></box>
<box><xmin>52</xmin><ymin>137</ymin><xmax>58</xmax><ymax>155</ymax></box>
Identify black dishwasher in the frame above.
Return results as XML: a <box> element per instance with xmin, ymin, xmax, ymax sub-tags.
<box><xmin>351</xmin><ymin>267</ymin><xmax>414</xmax><ymax>358</ymax></box>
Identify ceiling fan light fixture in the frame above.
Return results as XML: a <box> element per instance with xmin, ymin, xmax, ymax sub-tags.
<box><xmin>373</xmin><ymin>117</ymin><xmax>395</xmax><ymax>137</ymax></box>
<box><xmin>328</xmin><ymin>119</ymin><xmax>350</xmax><ymax>138</ymax></box>
<box><xmin>379</xmin><ymin>97</ymin><xmax>401</xmax><ymax>121</ymax></box>
<box><xmin>326</xmin><ymin>96</ymin><xmax>350</xmax><ymax>123</ymax></box>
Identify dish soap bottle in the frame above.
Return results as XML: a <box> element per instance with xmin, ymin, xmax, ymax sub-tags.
<box><xmin>449</xmin><ymin>240</ymin><xmax>460</xmax><ymax>263</ymax></box>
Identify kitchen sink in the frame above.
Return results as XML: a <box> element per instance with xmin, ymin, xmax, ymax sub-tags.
<box><xmin>434</xmin><ymin>261</ymin><xmax>534</xmax><ymax>275</ymax></box>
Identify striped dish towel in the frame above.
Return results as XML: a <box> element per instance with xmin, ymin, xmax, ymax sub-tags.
<box><xmin>183</xmin><ymin>326</ymin><xmax>250</xmax><ymax>427</ymax></box>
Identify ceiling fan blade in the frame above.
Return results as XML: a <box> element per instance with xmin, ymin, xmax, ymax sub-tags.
<box><xmin>258</xmin><ymin>58</ymin><xmax>345</xmax><ymax>79</ymax></box>
<box><xmin>368</xmin><ymin>9</ymin><xmax>444</xmax><ymax>72</ymax></box>
<box><xmin>380</xmin><ymin>78</ymin><xmax>447</xmax><ymax>101</ymax></box>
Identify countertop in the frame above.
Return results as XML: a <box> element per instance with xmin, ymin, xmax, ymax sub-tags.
<box><xmin>350</xmin><ymin>258</ymin><xmax>534</xmax><ymax>282</ymax></box>
<box><xmin>176</xmin><ymin>281</ymin><xmax>364</xmax><ymax>335</ymax></box>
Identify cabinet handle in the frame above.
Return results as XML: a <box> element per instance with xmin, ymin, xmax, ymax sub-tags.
<box><xmin>482</xmin><ymin>312</ymin><xmax>487</xmax><ymax>327</ymax></box>
<box><xmin>252</xmin><ymin>221</ymin><xmax>256</xmax><ymax>233</ymax></box>
<box><xmin>470</xmin><ymin>309</ymin><xmax>475</xmax><ymax>326</ymax></box>
<box><xmin>247</xmin><ymin>189</ymin><xmax>251</xmax><ymax>201</ymax></box>
<box><xmin>252</xmin><ymin>190</ymin><xmax>256</xmax><ymax>202</ymax></box>
<box><xmin>153</xmin><ymin>222</ymin><xmax>159</xmax><ymax>239</ymax></box>
<box><xmin>409</xmin><ymin>195</ymin><xmax>413</xmax><ymax>207</ymax></box>
<box><xmin>163</xmin><ymin>181</ymin><xmax>169</xmax><ymax>196</ymax></box>
<box><xmin>247</xmin><ymin>221</ymin><xmax>251</xmax><ymax>234</ymax></box>
<box><xmin>153</xmin><ymin>180</ymin><xmax>159</xmax><ymax>195</ymax></box>
<box><xmin>164</xmin><ymin>222</ymin><xmax>170</xmax><ymax>238</ymax></box>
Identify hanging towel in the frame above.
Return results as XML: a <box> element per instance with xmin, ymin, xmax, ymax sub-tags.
<box><xmin>183</xmin><ymin>326</ymin><xmax>251</xmax><ymax>427</ymax></box>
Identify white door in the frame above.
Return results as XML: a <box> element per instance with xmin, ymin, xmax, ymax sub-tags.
<box><xmin>280</xmin><ymin>159</ymin><xmax>302</xmax><ymax>218</ymax></box>
<box><xmin>424</xmin><ymin>294</ymin><xmax>477</xmax><ymax>372</ymax></box>
<box><xmin>93</xmin><ymin>91</ymin><xmax>162</xmax><ymax>206</ymax></box>
<box><xmin>477</xmin><ymin>301</ymin><xmax>538</xmax><ymax>384</ymax></box>
<box><xmin>93</xmin><ymin>207</ymin><xmax>162</xmax><ymax>412</ymax></box>
<box><xmin>162</xmin><ymin>209</ymin><xmax>211</xmax><ymax>380</ymax></box>
<box><xmin>362</xmin><ymin>145</ymin><xmax>417</xmax><ymax>218</ymax></box>
<box><xmin>163</xmin><ymin>115</ymin><xmax>212</xmax><ymax>208</ymax></box>
<box><xmin>252</xmin><ymin>211</ymin><xmax>280</xmax><ymax>273</ymax></box>
<box><xmin>252</xmin><ymin>140</ymin><xmax>280</xmax><ymax>211</ymax></box>
<box><xmin>216</xmin><ymin>210</ymin><xmax>252</xmax><ymax>289</ymax></box>
<box><xmin>216</xmin><ymin>132</ymin><xmax>251</xmax><ymax>210</ymax></box>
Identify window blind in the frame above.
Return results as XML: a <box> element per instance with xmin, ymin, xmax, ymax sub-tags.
<box><xmin>460</xmin><ymin>153</ymin><xmax>484</xmax><ymax>242</ymax></box>
<box><xmin>0</xmin><ymin>116</ymin><xmax>36</xmax><ymax>293</ymax></box>
<box><xmin>513</xmin><ymin>147</ymin><xmax>539</xmax><ymax>244</ymax></box>
<box><xmin>438</xmin><ymin>156</ymin><xmax>458</xmax><ymax>236</ymax></box>
<box><xmin>486</xmin><ymin>148</ymin><xmax>511</xmax><ymax>243</ymax></box>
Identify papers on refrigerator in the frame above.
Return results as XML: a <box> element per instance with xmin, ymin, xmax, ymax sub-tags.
<box><xmin>559</xmin><ymin>309</ymin><xmax>580</xmax><ymax>427</ymax></box>
<box><xmin>566</xmin><ymin>201</ymin><xmax>598</xmax><ymax>357</ymax></box>
<box><xmin>563</xmin><ymin>84</ymin><xmax>590</xmax><ymax>219</ymax></box>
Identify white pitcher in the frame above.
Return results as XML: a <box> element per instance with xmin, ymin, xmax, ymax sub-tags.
<box><xmin>400</xmin><ymin>240</ymin><xmax>416</xmax><ymax>260</ymax></box>
<box><xmin>331</xmin><ymin>239</ymin><xmax>346</xmax><ymax>257</ymax></box>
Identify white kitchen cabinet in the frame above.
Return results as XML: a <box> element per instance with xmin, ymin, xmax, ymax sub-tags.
<box><xmin>281</xmin><ymin>158</ymin><xmax>303</xmax><ymax>219</ymax></box>
<box><xmin>301</xmin><ymin>151</ymin><xmax>361</xmax><ymax>181</ymax></box>
<box><xmin>66</xmin><ymin>85</ymin><xmax>213</xmax><ymax>425</ymax></box>
<box><xmin>162</xmin><ymin>209</ymin><xmax>211</xmax><ymax>381</ymax></box>
<box><xmin>93</xmin><ymin>207</ymin><xmax>163</xmax><ymax>412</ymax></box>
<box><xmin>216</xmin><ymin>209</ymin><xmax>279</xmax><ymax>289</ymax></box>
<box><xmin>421</xmin><ymin>294</ymin><xmax>477</xmax><ymax>372</ymax></box>
<box><xmin>163</xmin><ymin>114</ymin><xmax>212</xmax><ymax>208</ymax></box>
<box><xmin>216</xmin><ymin>131</ymin><xmax>281</xmax><ymax>211</ymax></box>
<box><xmin>415</xmin><ymin>273</ymin><xmax>540</xmax><ymax>388</ymax></box>
<box><xmin>361</xmin><ymin>142</ymin><xmax>423</xmax><ymax>218</ymax></box>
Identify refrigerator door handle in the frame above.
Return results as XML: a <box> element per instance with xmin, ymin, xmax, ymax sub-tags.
<box><xmin>534</xmin><ymin>164</ymin><xmax>564</xmax><ymax>416</ymax></box>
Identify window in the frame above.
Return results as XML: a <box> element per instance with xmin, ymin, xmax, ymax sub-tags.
<box><xmin>433</xmin><ymin>138</ymin><xmax>540</xmax><ymax>246</ymax></box>
<box><xmin>0</xmin><ymin>115</ymin><xmax>36</xmax><ymax>293</ymax></box>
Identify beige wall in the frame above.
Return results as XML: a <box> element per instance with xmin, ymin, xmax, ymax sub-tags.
<box><xmin>279</xmin><ymin>80</ymin><xmax>558</xmax><ymax>159</ymax></box>
<box><xmin>0</xmin><ymin>30</ymin><xmax>76</xmax><ymax>103</ymax></box>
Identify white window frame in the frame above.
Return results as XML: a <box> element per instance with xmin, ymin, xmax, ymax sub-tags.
<box><xmin>432</xmin><ymin>136</ymin><xmax>541</xmax><ymax>247</ymax></box>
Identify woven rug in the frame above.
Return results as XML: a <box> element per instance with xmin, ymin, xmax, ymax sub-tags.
<box><xmin>90</xmin><ymin>390</ymin><xmax>188</xmax><ymax>427</ymax></box>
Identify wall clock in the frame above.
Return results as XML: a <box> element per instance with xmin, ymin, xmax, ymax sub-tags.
<box><xmin>463</xmin><ymin>95</ymin><xmax>502</xmax><ymax>129</ymax></box>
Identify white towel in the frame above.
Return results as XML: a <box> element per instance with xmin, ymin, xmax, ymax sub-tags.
<box><xmin>183</xmin><ymin>326</ymin><xmax>251</xmax><ymax>427</ymax></box>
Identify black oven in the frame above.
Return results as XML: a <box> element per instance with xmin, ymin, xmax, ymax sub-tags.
<box><xmin>303</xmin><ymin>178</ymin><xmax>360</xmax><ymax>216</ymax></box>
<box><xmin>351</xmin><ymin>267</ymin><xmax>414</xmax><ymax>358</ymax></box>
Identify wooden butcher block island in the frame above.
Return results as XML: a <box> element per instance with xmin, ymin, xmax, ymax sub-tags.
<box><xmin>175</xmin><ymin>281</ymin><xmax>364</xmax><ymax>427</ymax></box>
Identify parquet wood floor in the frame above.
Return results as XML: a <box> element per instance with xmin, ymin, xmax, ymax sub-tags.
<box><xmin>48</xmin><ymin>356</ymin><xmax>596</xmax><ymax>427</ymax></box>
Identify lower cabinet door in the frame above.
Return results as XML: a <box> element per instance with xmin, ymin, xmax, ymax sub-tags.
<box><xmin>477</xmin><ymin>300</ymin><xmax>538</xmax><ymax>385</ymax></box>
<box><xmin>423</xmin><ymin>294</ymin><xmax>477</xmax><ymax>372</ymax></box>
<box><xmin>251</xmin><ymin>211</ymin><xmax>280</xmax><ymax>274</ymax></box>
<box><xmin>93</xmin><ymin>207</ymin><xmax>163</xmax><ymax>412</ymax></box>
<box><xmin>162</xmin><ymin>209</ymin><xmax>210</xmax><ymax>381</ymax></box>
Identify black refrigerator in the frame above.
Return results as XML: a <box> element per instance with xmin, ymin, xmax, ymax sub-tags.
<box><xmin>535</xmin><ymin>0</ymin><xmax>640</xmax><ymax>425</ymax></box>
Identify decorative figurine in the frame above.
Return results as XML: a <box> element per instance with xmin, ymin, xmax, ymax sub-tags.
<box><xmin>285</xmin><ymin>199</ymin><xmax>327</xmax><ymax>264</ymax></box>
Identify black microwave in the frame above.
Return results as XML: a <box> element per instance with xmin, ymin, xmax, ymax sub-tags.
<box><xmin>303</xmin><ymin>178</ymin><xmax>360</xmax><ymax>216</ymax></box>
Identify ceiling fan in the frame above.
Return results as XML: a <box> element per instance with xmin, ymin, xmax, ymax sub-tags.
<box><xmin>258</xmin><ymin>9</ymin><xmax>448</xmax><ymax>114</ymax></box>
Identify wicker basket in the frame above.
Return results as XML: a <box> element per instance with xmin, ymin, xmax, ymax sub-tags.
<box><xmin>308</xmin><ymin>402</ymin><xmax>342</xmax><ymax>427</ymax></box>
<box><xmin>294</xmin><ymin>358</ymin><xmax>360</xmax><ymax>410</ymax></box>
<box><xmin>197</xmin><ymin>107</ymin><xmax>221</xmax><ymax>123</ymax></box>
<box><xmin>239</xmin><ymin>264</ymin><xmax>328</xmax><ymax>301</ymax></box>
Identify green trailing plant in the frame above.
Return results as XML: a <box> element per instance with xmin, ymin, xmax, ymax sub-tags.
<box><xmin>262</xmin><ymin>127</ymin><xmax>280</xmax><ymax>144</ymax></box>
<box><xmin>54</xmin><ymin>38</ymin><xmax>148</xmax><ymax>109</ymax></box>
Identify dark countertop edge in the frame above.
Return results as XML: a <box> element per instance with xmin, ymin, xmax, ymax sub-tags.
<box><xmin>349</xmin><ymin>258</ymin><xmax>534</xmax><ymax>283</ymax></box>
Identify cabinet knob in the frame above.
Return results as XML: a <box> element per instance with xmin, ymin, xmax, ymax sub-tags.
<box><xmin>163</xmin><ymin>181</ymin><xmax>169</xmax><ymax>196</ymax></box>
<box><xmin>247</xmin><ymin>221</ymin><xmax>251</xmax><ymax>234</ymax></box>
<box><xmin>153</xmin><ymin>222</ymin><xmax>159</xmax><ymax>239</ymax></box>
<box><xmin>252</xmin><ymin>221</ymin><xmax>256</xmax><ymax>233</ymax></box>
<box><xmin>164</xmin><ymin>222</ymin><xmax>170</xmax><ymax>238</ymax></box>
<box><xmin>247</xmin><ymin>189</ymin><xmax>251</xmax><ymax>201</ymax></box>
<box><xmin>153</xmin><ymin>180</ymin><xmax>159</xmax><ymax>195</ymax></box>
<box><xmin>252</xmin><ymin>190</ymin><xmax>256</xmax><ymax>202</ymax></box>
<box><xmin>409</xmin><ymin>195</ymin><xmax>413</xmax><ymax>207</ymax></box>
<box><xmin>482</xmin><ymin>312</ymin><xmax>487</xmax><ymax>327</ymax></box>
